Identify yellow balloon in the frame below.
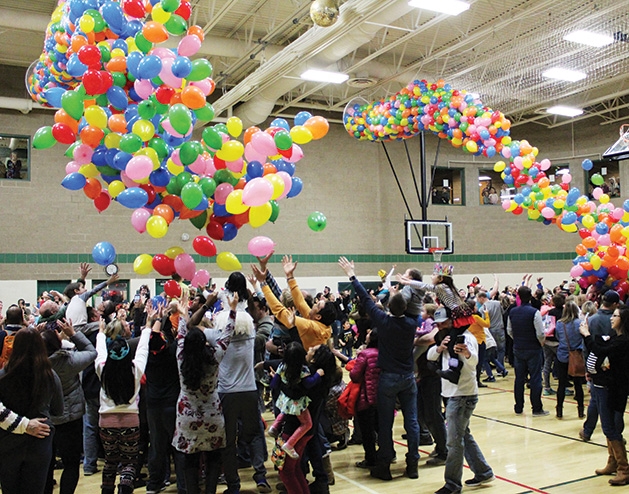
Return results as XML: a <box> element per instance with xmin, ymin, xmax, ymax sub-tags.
<box><xmin>465</xmin><ymin>140</ymin><xmax>478</xmax><ymax>153</ymax></box>
<box><xmin>151</xmin><ymin>3</ymin><xmax>171</xmax><ymax>23</ymax></box>
<box><xmin>265</xmin><ymin>174</ymin><xmax>285</xmax><ymax>200</ymax></box>
<box><xmin>79</xmin><ymin>14</ymin><xmax>95</xmax><ymax>32</ymax></box>
<box><xmin>582</xmin><ymin>214</ymin><xmax>595</xmax><ymax>229</ymax></box>
<box><xmin>165</xmin><ymin>246</ymin><xmax>185</xmax><ymax>259</ymax></box>
<box><xmin>79</xmin><ymin>163</ymin><xmax>99</xmax><ymax>178</ymax></box>
<box><xmin>506</xmin><ymin>200</ymin><xmax>517</xmax><ymax>212</ymax></box>
<box><xmin>85</xmin><ymin>105</ymin><xmax>108</xmax><ymax>129</ymax></box>
<box><xmin>249</xmin><ymin>202</ymin><xmax>272</xmax><ymax>228</ymax></box>
<box><xmin>108</xmin><ymin>180</ymin><xmax>125</xmax><ymax>198</ymax></box>
<box><xmin>502</xmin><ymin>136</ymin><xmax>512</xmax><ymax>146</ymax></box>
<box><xmin>225</xmin><ymin>190</ymin><xmax>249</xmax><ymax>215</ymax></box>
<box><xmin>216</xmin><ymin>251</ymin><xmax>242</xmax><ymax>272</ymax></box>
<box><xmin>528</xmin><ymin>209</ymin><xmax>541</xmax><ymax>220</ymax></box>
<box><xmin>166</xmin><ymin>158</ymin><xmax>184</xmax><ymax>175</ymax></box>
<box><xmin>591</xmin><ymin>255</ymin><xmax>602</xmax><ymax>270</ymax></box>
<box><xmin>522</xmin><ymin>157</ymin><xmax>532</xmax><ymax>169</ymax></box>
<box><xmin>132</xmin><ymin>119</ymin><xmax>155</xmax><ymax>142</ymax></box>
<box><xmin>600</xmin><ymin>193</ymin><xmax>610</xmax><ymax>204</ymax></box>
<box><xmin>226</xmin><ymin>117</ymin><xmax>243</xmax><ymax>138</ymax></box>
<box><xmin>553</xmin><ymin>199</ymin><xmax>565</xmax><ymax>209</ymax></box>
<box><xmin>133</xmin><ymin>254</ymin><xmax>154</xmax><ymax>275</ymax></box>
<box><xmin>290</xmin><ymin>125</ymin><xmax>312</xmax><ymax>145</ymax></box>
<box><xmin>146</xmin><ymin>215</ymin><xmax>168</xmax><ymax>238</ymax></box>
<box><xmin>104</xmin><ymin>132</ymin><xmax>122</xmax><ymax>149</ymax></box>
<box><xmin>621</xmin><ymin>226</ymin><xmax>629</xmax><ymax>238</ymax></box>
<box><xmin>561</xmin><ymin>223</ymin><xmax>578</xmax><ymax>233</ymax></box>
<box><xmin>136</xmin><ymin>147</ymin><xmax>160</xmax><ymax>168</ymax></box>
<box><xmin>494</xmin><ymin>161</ymin><xmax>506</xmax><ymax>173</ymax></box>
<box><xmin>576</xmin><ymin>196</ymin><xmax>588</xmax><ymax>206</ymax></box>
<box><xmin>111</xmin><ymin>48</ymin><xmax>126</xmax><ymax>58</ymax></box>
<box><xmin>216</xmin><ymin>140</ymin><xmax>244</xmax><ymax>162</ymax></box>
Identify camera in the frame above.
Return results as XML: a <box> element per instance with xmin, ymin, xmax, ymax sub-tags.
<box><xmin>455</xmin><ymin>334</ymin><xmax>466</xmax><ymax>345</ymax></box>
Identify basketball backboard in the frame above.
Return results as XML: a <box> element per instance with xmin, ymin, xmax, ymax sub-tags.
<box><xmin>603</xmin><ymin>124</ymin><xmax>629</xmax><ymax>161</ymax></box>
<box><xmin>405</xmin><ymin>220</ymin><xmax>453</xmax><ymax>255</ymax></box>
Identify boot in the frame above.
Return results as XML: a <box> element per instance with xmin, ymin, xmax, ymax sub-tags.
<box><xmin>555</xmin><ymin>405</ymin><xmax>562</xmax><ymax>419</ymax></box>
<box><xmin>609</xmin><ymin>440</ymin><xmax>629</xmax><ymax>486</ymax></box>
<box><xmin>101</xmin><ymin>488</ymin><xmax>115</xmax><ymax>494</ymax></box>
<box><xmin>405</xmin><ymin>458</ymin><xmax>418</xmax><ymax>479</ymax></box>
<box><xmin>322</xmin><ymin>455</ymin><xmax>335</xmax><ymax>485</ymax></box>
<box><xmin>596</xmin><ymin>439</ymin><xmax>617</xmax><ymax>476</ymax></box>
<box><xmin>578</xmin><ymin>405</ymin><xmax>585</xmax><ymax>419</ymax></box>
<box><xmin>370</xmin><ymin>462</ymin><xmax>392</xmax><ymax>481</ymax></box>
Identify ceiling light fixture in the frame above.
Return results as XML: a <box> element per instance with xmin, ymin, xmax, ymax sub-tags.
<box><xmin>408</xmin><ymin>0</ymin><xmax>470</xmax><ymax>16</ymax></box>
<box><xmin>300</xmin><ymin>69</ymin><xmax>349</xmax><ymax>84</ymax></box>
<box><xmin>547</xmin><ymin>105</ymin><xmax>583</xmax><ymax>117</ymax></box>
<box><xmin>564</xmin><ymin>30</ymin><xmax>614</xmax><ymax>47</ymax></box>
<box><xmin>542</xmin><ymin>67</ymin><xmax>587</xmax><ymax>82</ymax></box>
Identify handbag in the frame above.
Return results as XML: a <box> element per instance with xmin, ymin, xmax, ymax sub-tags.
<box><xmin>271</xmin><ymin>436</ymin><xmax>286</xmax><ymax>470</ymax></box>
<box><xmin>562</xmin><ymin>321</ymin><xmax>586</xmax><ymax>377</ymax></box>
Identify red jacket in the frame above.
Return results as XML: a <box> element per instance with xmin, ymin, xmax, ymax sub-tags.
<box><xmin>349</xmin><ymin>347</ymin><xmax>380</xmax><ymax>412</ymax></box>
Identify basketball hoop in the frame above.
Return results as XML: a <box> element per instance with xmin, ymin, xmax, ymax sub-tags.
<box><xmin>429</xmin><ymin>247</ymin><xmax>444</xmax><ymax>262</ymax></box>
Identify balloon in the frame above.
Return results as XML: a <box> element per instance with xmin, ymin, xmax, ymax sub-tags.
<box><xmin>62</xmin><ymin>172</ymin><xmax>87</xmax><ymax>190</ymax></box>
<box><xmin>192</xmin><ymin>235</ymin><xmax>217</xmax><ymax>257</ymax></box>
<box><xmin>92</xmin><ymin>242</ymin><xmax>116</xmax><ymax>266</ymax></box>
<box><xmin>164</xmin><ymin>279</ymin><xmax>182</xmax><ymax>298</ymax></box>
<box><xmin>216</xmin><ymin>251</ymin><xmax>241</xmax><ymax>271</ymax></box>
<box><xmin>307</xmin><ymin>211</ymin><xmax>327</xmax><ymax>231</ymax></box>
<box><xmin>248</xmin><ymin>236</ymin><xmax>275</xmax><ymax>257</ymax></box>
<box><xmin>174</xmin><ymin>253</ymin><xmax>196</xmax><ymax>280</ymax></box>
<box><xmin>304</xmin><ymin>116</ymin><xmax>329</xmax><ymax>139</ymax></box>
<box><xmin>249</xmin><ymin>203</ymin><xmax>272</xmax><ymax>228</ymax></box>
<box><xmin>131</xmin><ymin>207</ymin><xmax>151</xmax><ymax>233</ymax></box>
<box><xmin>226</xmin><ymin>117</ymin><xmax>243</xmax><ymax>137</ymax></box>
<box><xmin>94</xmin><ymin>191</ymin><xmax>111</xmax><ymax>212</ymax></box>
<box><xmin>117</xmin><ymin>187</ymin><xmax>149</xmax><ymax>208</ymax></box>
<box><xmin>242</xmin><ymin>177</ymin><xmax>274</xmax><ymax>206</ymax></box>
<box><xmin>191</xmin><ymin>269</ymin><xmax>211</xmax><ymax>288</ymax></box>
<box><xmin>146</xmin><ymin>215</ymin><xmax>169</xmax><ymax>238</ymax></box>
<box><xmin>165</xmin><ymin>245</ymin><xmax>185</xmax><ymax>259</ymax></box>
<box><xmin>152</xmin><ymin>254</ymin><xmax>176</xmax><ymax>276</ymax></box>
<box><xmin>133</xmin><ymin>254</ymin><xmax>154</xmax><ymax>275</ymax></box>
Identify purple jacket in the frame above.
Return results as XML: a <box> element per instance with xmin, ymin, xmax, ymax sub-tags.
<box><xmin>349</xmin><ymin>347</ymin><xmax>380</xmax><ymax>412</ymax></box>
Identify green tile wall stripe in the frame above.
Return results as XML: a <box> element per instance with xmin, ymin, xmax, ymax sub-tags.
<box><xmin>0</xmin><ymin>252</ymin><xmax>576</xmax><ymax>264</ymax></box>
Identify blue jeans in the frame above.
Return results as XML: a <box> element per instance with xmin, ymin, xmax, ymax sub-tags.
<box><xmin>583</xmin><ymin>382</ymin><xmax>599</xmax><ymax>437</ymax></box>
<box><xmin>489</xmin><ymin>327</ymin><xmax>505</xmax><ymax>368</ymax></box>
<box><xmin>514</xmin><ymin>348</ymin><xmax>544</xmax><ymax>413</ymax></box>
<box><xmin>83</xmin><ymin>396</ymin><xmax>100</xmax><ymax>474</ymax></box>
<box><xmin>591</xmin><ymin>385</ymin><xmax>625</xmax><ymax>442</ymax></box>
<box><xmin>444</xmin><ymin>396</ymin><xmax>493</xmax><ymax>492</ymax></box>
<box><xmin>542</xmin><ymin>344</ymin><xmax>558</xmax><ymax>390</ymax></box>
<box><xmin>376</xmin><ymin>371</ymin><xmax>419</xmax><ymax>463</ymax></box>
<box><xmin>146</xmin><ymin>404</ymin><xmax>186</xmax><ymax>492</ymax></box>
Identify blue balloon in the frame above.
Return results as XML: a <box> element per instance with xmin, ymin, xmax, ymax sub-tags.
<box><xmin>286</xmin><ymin>176</ymin><xmax>303</xmax><ymax>198</ymax></box>
<box><xmin>105</xmin><ymin>148</ymin><xmax>118</xmax><ymax>167</ymax></box>
<box><xmin>514</xmin><ymin>194</ymin><xmax>524</xmax><ymax>205</ymax></box>
<box><xmin>247</xmin><ymin>160</ymin><xmax>263</xmax><ymax>178</ymax></box>
<box><xmin>213</xmin><ymin>204</ymin><xmax>229</xmax><ymax>217</ymax></box>
<box><xmin>122</xmin><ymin>20</ymin><xmax>143</xmax><ymax>38</ymax></box>
<box><xmin>116</xmin><ymin>187</ymin><xmax>149</xmax><ymax>209</ymax></box>
<box><xmin>137</xmin><ymin>55</ymin><xmax>162</xmax><ymax>80</ymax></box>
<box><xmin>92</xmin><ymin>148</ymin><xmax>108</xmax><ymax>166</ymax></box>
<box><xmin>595</xmin><ymin>222</ymin><xmax>609</xmax><ymax>235</ymax></box>
<box><xmin>61</xmin><ymin>172</ymin><xmax>86</xmax><ymax>191</ymax></box>
<box><xmin>126</xmin><ymin>51</ymin><xmax>143</xmax><ymax>79</ymax></box>
<box><xmin>270</xmin><ymin>118</ymin><xmax>290</xmax><ymax>132</ymax></box>
<box><xmin>113</xmin><ymin>151</ymin><xmax>133</xmax><ymax>171</ymax></box>
<box><xmin>92</xmin><ymin>241</ymin><xmax>116</xmax><ymax>266</ymax></box>
<box><xmin>112</xmin><ymin>39</ymin><xmax>128</xmax><ymax>55</ymax></box>
<box><xmin>562</xmin><ymin>212</ymin><xmax>577</xmax><ymax>225</ymax></box>
<box><xmin>100</xmin><ymin>1</ymin><xmax>124</xmax><ymax>29</ymax></box>
<box><xmin>295</xmin><ymin>111</ymin><xmax>311</xmax><ymax>125</ymax></box>
<box><xmin>149</xmin><ymin>167</ymin><xmax>171</xmax><ymax>187</ymax></box>
<box><xmin>582</xmin><ymin>159</ymin><xmax>593</xmax><ymax>171</ymax></box>
<box><xmin>43</xmin><ymin>87</ymin><xmax>65</xmax><ymax>108</ymax></box>
<box><xmin>171</xmin><ymin>56</ymin><xmax>192</xmax><ymax>78</ymax></box>
<box><xmin>193</xmin><ymin>196</ymin><xmax>209</xmax><ymax>211</ymax></box>
<box><xmin>223</xmin><ymin>223</ymin><xmax>238</xmax><ymax>241</ymax></box>
<box><xmin>107</xmin><ymin>86</ymin><xmax>128</xmax><ymax>110</ymax></box>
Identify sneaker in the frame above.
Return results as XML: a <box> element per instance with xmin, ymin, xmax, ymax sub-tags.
<box><xmin>256</xmin><ymin>480</ymin><xmax>272</xmax><ymax>493</ymax></box>
<box><xmin>146</xmin><ymin>485</ymin><xmax>167</xmax><ymax>494</ymax></box>
<box><xmin>282</xmin><ymin>443</ymin><xmax>300</xmax><ymax>460</ymax></box>
<box><xmin>477</xmin><ymin>382</ymin><xmax>488</xmax><ymax>388</ymax></box>
<box><xmin>482</xmin><ymin>376</ymin><xmax>496</xmax><ymax>383</ymax></box>
<box><xmin>267</xmin><ymin>426</ymin><xmax>279</xmax><ymax>439</ymax></box>
<box><xmin>543</xmin><ymin>388</ymin><xmax>556</xmax><ymax>396</ymax></box>
<box><xmin>465</xmin><ymin>474</ymin><xmax>496</xmax><ymax>487</ymax></box>
<box><xmin>355</xmin><ymin>460</ymin><xmax>375</xmax><ymax>469</ymax></box>
<box><xmin>532</xmin><ymin>409</ymin><xmax>550</xmax><ymax>416</ymax></box>
<box><xmin>419</xmin><ymin>434</ymin><xmax>434</xmax><ymax>446</ymax></box>
<box><xmin>435</xmin><ymin>485</ymin><xmax>461</xmax><ymax>494</ymax></box>
<box><xmin>565</xmin><ymin>388</ymin><xmax>574</xmax><ymax>396</ymax></box>
<box><xmin>429</xmin><ymin>449</ymin><xmax>440</xmax><ymax>458</ymax></box>
<box><xmin>425</xmin><ymin>456</ymin><xmax>447</xmax><ymax>466</ymax></box>
<box><xmin>500</xmin><ymin>369</ymin><xmax>509</xmax><ymax>378</ymax></box>
<box><xmin>83</xmin><ymin>469</ymin><xmax>98</xmax><ymax>476</ymax></box>
<box><xmin>579</xmin><ymin>429</ymin><xmax>591</xmax><ymax>442</ymax></box>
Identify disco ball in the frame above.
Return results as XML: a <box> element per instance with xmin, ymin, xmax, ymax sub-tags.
<box><xmin>310</xmin><ymin>0</ymin><xmax>340</xmax><ymax>27</ymax></box>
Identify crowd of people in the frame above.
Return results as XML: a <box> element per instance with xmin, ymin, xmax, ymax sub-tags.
<box><xmin>1</xmin><ymin>258</ymin><xmax>629</xmax><ymax>494</ymax></box>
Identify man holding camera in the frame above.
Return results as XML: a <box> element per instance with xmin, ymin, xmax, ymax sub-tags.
<box><xmin>427</xmin><ymin>307</ymin><xmax>494</xmax><ymax>494</ymax></box>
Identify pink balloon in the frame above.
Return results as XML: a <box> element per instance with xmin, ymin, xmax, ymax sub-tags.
<box><xmin>178</xmin><ymin>35</ymin><xmax>202</xmax><ymax>57</ymax></box>
<box><xmin>250</xmin><ymin>131</ymin><xmax>277</xmax><ymax>157</ymax></box>
<box><xmin>592</xmin><ymin>187</ymin><xmax>603</xmax><ymax>200</ymax></box>
<box><xmin>161</xmin><ymin>119</ymin><xmax>183</xmax><ymax>138</ymax></box>
<box><xmin>612</xmin><ymin>208</ymin><xmax>624</xmax><ymax>221</ymax></box>
<box><xmin>541</xmin><ymin>207</ymin><xmax>555</xmax><ymax>219</ymax></box>
<box><xmin>174</xmin><ymin>253</ymin><xmax>196</xmax><ymax>281</ymax></box>
<box><xmin>570</xmin><ymin>265</ymin><xmax>584</xmax><ymax>277</ymax></box>
<box><xmin>188</xmin><ymin>155</ymin><xmax>206</xmax><ymax>174</ymax></box>
<box><xmin>126</xmin><ymin>155</ymin><xmax>154</xmax><ymax>181</ymax></box>
<box><xmin>65</xmin><ymin>161</ymin><xmax>81</xmax><ymax>174</ymax></box>
<box><xmin>191</xmin><ymin>269</ymin><xmax>211</xmax><ymax>288</ymax></box>
<box><xmin>120</xmin><ymin>171</ymin><xmax>137</xmax><ymax>188</ymax></box>
<box><xmin>133</xmin><ymin>79</ymin><xmax>154</xmax><ymax>100</ymax></box>
<box><xmin>502</xmin><ymin>147</ymin><xmax>512</xmax><ymax>159</ymax></box>
<box><xmin>285</xmin><ymin>144</ymin><xmax>303</xmax><ymax>163</ymax></box>
<box><xmin>276</xmin><ymin>171</ymin><xmax>292</xmax><ymax>200</ymax></box>
<box><xmin>150</xmin><ymin>47</ymin><xmax>176</xmax><ymax>60</ymax></box>
<box><xmin>73</xmin><ymin>143</ymin><xmax>94</xmax><ymax>165</ymax></box>
<box><xmin>242</xmin><ymin>177</ymin><xmax>274</xmax><ymax>207</ymax></box>
<box><xmin>513</xmin><ymin>156</ymin><xmax>523</xmax><ymax>170</ymax></box>
<box><xmin>540</xmin><ymin>159</ymin><xmax>551</xmax><ymax>171</ymax></box>
<box><xmin>191</xmin><ymin>78</ymin><xmax>212</xmax><ymax>95</ymax></box>
<box><xmin>248</xmin><ymin>236</ymin><xmax>276</xmax><ymax>257</ymax></box>
<box><xmin>159</xmin><ymin>57</ymin><xmax>183</xmax><ymax>89</ymax></box>
<box><xmin>598</xmin><ymin>234</ymin><xmax>611</xmax><ymax>246</ymax></box>
<box><xmin>170</xmin><ymin>148</ymin><xmax>182</xmax><ymax>166</ymax></box>
<box><xmin>131</xmin><ymin>207</ymin><xmax>151</xmax><ymax>233</ymax></box>
<box><xmin>226</xmin><ymin>157</ymin><xmax>243</xmax><ymax>173</ymax></box>
<box><xmin>204</xmin><ymin>156</ymin><xmax>217</xmax><ymax>176</ymax></box>
<box><xmin>214</xmin><ymin>183</ymin><xmax>234</xmax><ymax>205</ymax></box>
<box><xmin>244</xmin><ymin>142</ymin><xmax>267</xmax><ymax>163</ymax></box>
<box><xmin>501</xmin><ymin>199</ymin><xmax>511</xmax><ymax>210</ymax></box>
<box><xmin>562</xmin><ymin>173</ymin><xmax>572</xmax><ymax>184</ymax></box>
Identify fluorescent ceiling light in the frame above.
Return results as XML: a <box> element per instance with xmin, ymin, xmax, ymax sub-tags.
<box><xmin>300</xmin><ymin>69</ymin><xmax>349</xmax><ymax>84</ymax></box>
<box><xmin>542</xmin><ymin>67</ymin><xmax>587</xmax><ymax>82</ymax></box>
<box><xmin>408</xmin><ymin>0</ymin><xmax>470</xmax><ymax>16</ymax></box>
<box><xmin>478</xmin><ymin>176</ymin><xmax>492</xmax><ymax>181</ymax></box>
<box><xmin>564</xmin><ymin>30</ymin><xmax>614</xmax><ymax>47</ymax></box>
<box><xmin>547</xmin><ymin>105</ymin><xmax>583</xmax><ymax>117</ymax></box>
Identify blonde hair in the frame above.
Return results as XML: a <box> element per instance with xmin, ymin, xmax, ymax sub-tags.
<box><xmin>105</xmin><ymin>320</ymin><xmax>126</xmax><ymax>340</ymax></box>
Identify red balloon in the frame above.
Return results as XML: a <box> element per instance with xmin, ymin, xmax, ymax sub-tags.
<box><xmin>578</xmin><ymin>228</ymin><xmax>591</xmax><ymax>239</ymax></box>
<box><xmin>155</xmin><ymin>85</ymin><xmax>175</xmax><ymax>104</ymax></box>
<box><xmin>192</xmin><ymin>235</ymin><xmax>217</xmax><ymax>257</ymax></box>
<box><xmin>52</xmin><ymin>123</ymin><xmax>76</xmax><ymax>144</ymax></box>
<box><xmin>175</xmin><ymin>1</ymin><xmax>192</xmax><ymax>20</ymax></box>
<box><xmin>213</xmin><ymin>156</ymin><xmax>226</xmax><ymax>169</ymax></box>
<box><xmin>122</xmin><ymin>0</ymin><xmax>146</xmax><ymax>18</ymax></box>
<box><xmin>206</xmin><ymin>220</ymin><xmax>224</xmax><ymax>240</ymax></box>
<box><xmin>94</xmin><ymin>191</ymin><xmax>111</xmax><ymax>212</ymax></box>
<box><xmin>84</xmin><ymin>177</ymin><xmax>102</xmax><ymax>199</ymax></box>
<box><xmin>152</xmin><ymin>254</ymin><xmax>176</xmax><ymax>276</ymax></box>
<box><xmin>99</xmin><ymin>71</ymin><xmax>113</xmax><ymax>93</ymax></box>
<box><xmin>77</xmin><ymin>45</ymin><xmax>102</xmax><ymax>66</ymax></box>
<box><xmin>83</xmin><ymin>70</ymin><xmax>103</xmax><ymax>95</ymax></box>
<box><xmin>162</xmin><ymin>194</ymin><xmax>184</xmax><ymax>212</ymax></box>
<box><xmin>163</xmin><ymin>279</ymin><xmax>182</xmax><ymax>298</ymax></box>
<box><xmin>139</xmin><ymin>184</ymin><xmax>156</xmax><ymax>204</ymax></box>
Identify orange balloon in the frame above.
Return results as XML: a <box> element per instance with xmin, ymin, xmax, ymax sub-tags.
<box><xmin>608</xmin><ymin>245</ymin><xmax>620</xmax><ymax>258</ymax></box>
<box><xmin>179</xmin><ymin>206</ymin><xmax>204</xmax><ymax>220</ymax></box>
<box><xmin>187</xmin><ymin>25</ymin><xmax>205</xmax><ymax>42</ymax></box>
<box><xmin>581</xmin><ymin>262</ymin><xmax>593</xmax><ymax>271</ymax></box>
<box><xmin>618</xmin><ymin>256</ymin><xmax>629</xmax><ymax>271</ymax></box>
<box><xmin>234</xmin><ymin>177</ymin><xmax>247</xmax><ymax>190</ymax></box>
<box><xmin>54</xmin><ymin>109</ymin><xmax>79</xmax><ymax>134</ymax></box>
<box><xmin>106</xmin><ymin>56</ymin><xmax>127</xmax><ymax>73</ymax></box>
<box><xmin>575</xmin><ymin>244</ymin><xmax>587</xmax><ymax>256</ymax></box>
<box><xmin>583</xmin><ymin>236</ymin><xmax>597</xmax><ymax>249</ymax></box>
<box><xmin>153</xmin><ymin>204</ymin><xmax>175</xmax><ymax>224</ymax></box>
<box><xmin>180</xmin><ymin>86</ymin><xmax>206</xmax><ymax>110</ymax></box>
<box><xmin>83</xmin><ymin>177</ymin><xmax>102</xmax><ymax>199</ymax></box>
<box><xmin>80</xmin><ymin>125</ymin><xmax>105</xmax><ymax>148</ymax></box>
<box><xmin>143</xmin><ymin>21</ymin><xmax>169</xmax><ymax>43</ymax></box>
<box><xmin>303</xmin><ymin>116</ymin><xmax>329</xmax><ymax>140</ymax></box>
<box><xmin>162</xmin><ymin>194</ymin><xmax>183</xmax><ymax>212</ymax></box>
<box><xmin>169</xmin><ymin>92</ymin><xmax>182</xmax><ymax>105</ymax></box>
<box><xmin>263</xmin><ymin>163</ymin><xmax>277</xmax><ymax>176</ymax></box>
<box><xmin>108</xmin><ymin>113</ymin><xmax>127</xmax><ymax>133</ymax></box>
<box><xmin>243</xmin><ymin>126</ymin><xmax>260</xmax><ymax>146</ymax></box>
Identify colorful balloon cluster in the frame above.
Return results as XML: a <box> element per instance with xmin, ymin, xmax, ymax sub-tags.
<box><xmin>29</xmin><ymin>0</ymin><xmax>330</xmax><ymax>272</ymax></box>
<box><xmin>344</xmin><ymin>79</ymin><xmax>629</xmax><ymax>294</ymax></box>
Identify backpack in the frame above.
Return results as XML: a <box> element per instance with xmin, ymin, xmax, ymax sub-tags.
<box><xmin>0</xmin><ymin>331</ymin><xmax>15</xmax><ymax>369</ymax></box>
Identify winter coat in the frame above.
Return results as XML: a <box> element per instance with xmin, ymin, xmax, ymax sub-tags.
<box><xmin>49</xmin><ymin>332</ymin><xmax>97</xmax><ymax>425</ymax></box>
<box><xmin>349</xmin><ymin>347</ymin><xmax>380</xmax><ymax>412</ymax></box>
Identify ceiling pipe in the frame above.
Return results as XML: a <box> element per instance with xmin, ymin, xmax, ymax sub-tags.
<box><xmin>0</xmin><ymin>96</ymin><xmax>50</xmax><ymax>114</ymax></box>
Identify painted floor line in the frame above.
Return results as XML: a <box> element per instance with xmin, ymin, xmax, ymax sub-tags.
<box><xmin>335</xmin><ymin>472</ymin><xmax>392</xmax><ymax>494</ymax></box>
<box><xmin>540</xmin><ymin>473</ymin><xmax>600</xmax><ymax>489</ymax></box>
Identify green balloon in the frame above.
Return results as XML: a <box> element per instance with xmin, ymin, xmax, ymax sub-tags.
<box><xmin>307</xmin><ymin>211</ymin><xmax>327</xmax><ymax>232</ymax></box>
<box><xmin>213</xmin><ymin>123</ymin><xmax>227</xmax><ymax>135</ymax></box>
<box><xmin>138</xmin><ymin>100</ymin><xmax>156</xmax><ymax>120</ymax></box>
<box><xmin>202</xmin><ymin>127</ymin><xmax>223</xmax><ymax>150</ymax></box>
<box><xmin>195</xmin><ymin>103</ymin><xmax>215</xmax><ymax>122</ymax></box>
<box><xmin>151</xmin><ymin>76</ymin><xmax>164</xmax><ymax>87</ymax></box>
<box><xmin>61</xmin><ymin>90</ymin><xmax>84</xmax><ymax>120</ymax></box>
<box><xmin>95</xmin><ymin>94</ymin><xmax>109</xmax><ymax>107</ymax></box>
<box><xmin>164</xmin><ymin>14</ymin><xmax>187</xmax><ymax>36</ymax></box>
<box><xmin>85</xmin><ymin>9</ymin><xmax>106</xmax><ymax>32</ymax></box>
<box><xmin>591</xmin><ymin>173</ymin><xmax>604</xmax><ymax>186</ymax></box>
<box><xmin>188</xmin><ymin>59</ymin><xmax>213</xmax><ymax>82</ymax></box>
<box><xmin>65</xmin><ymin>141</ymin><xmax>79</xmax><ymax>158</ymax></box>
<box><xmin>199</xmin><ymin>177</ymin><xmax>217</xmax><ymax>197</ymax></box>
<box><xmin>120</xmin><ymin>133</ymin><xmax>143</xmax><ymax>154</ymax></box>
<box><xmin>274</xmin><ymin>130</ymin><xmax>292</xmax><ymax>151</ymax></box>
<box><xmin>97</xmin><ymin>165</ymin><xmax>119</xmax><ymax>177</ymax></box>
<box><xmin>181</xmin><ymin>182</ymin><xmax>203</xmax><ymax>209</ymax></box>
<box><xmin>189</xmin><ymin>210</ymin><xmax>208</xmax><ymax>230</ymax></box>
<box><xmin>134</xmin><ymin>32</ymin><xmax>153</xmax><ymax>54</ymax></box>
<box><xmin>169</xmin><ymin>103</ymin><xmax>192</xmax><ymax>135</ymax></box>
<box><xmin>161</xmin><ymin>0</ymin><xmax>180</xmax><ymax>12</ymax></box>
<box><xmin>150</xmin><ymin>94</ymin><xmax>169</xmax><ymax>115</ymax></box>
<box><xmin>214</xmin><ymin>169</ymin><xmax>237</xmax><ymax>185</ymax></box>
<box><xmin>33</xmin><ymin>126</ymin><xmax>56</xmax><ymax>149</ymax></box>
<box><xmin>176</xmin><ymin>171</ymin><xmax>193</xmax><ymax>190</ymax></box>
<box><xmin>180</xmin><ymin>142</ymin><xmax>199</xmax><ymax>166</ymax></box>
<box><xmin>149</xmin><ymin>137</ymin><xmax>169</xmax><ymax>160</ymax></box>
<box><xmin>166</xmin><ymin>176</ymin><xmax>182</xmax><ymax>195</ymax></box>
<box><xmin>269</xmin><ymin>200</ymin><xmax>280</xmax><ymax>223</ymax></box>
<box><xmin>112</xmin><ymin>72</ymin><xmax>127</xmax><ymax>87</ymax></box>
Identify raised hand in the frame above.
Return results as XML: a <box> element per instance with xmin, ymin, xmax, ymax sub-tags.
<box><xmin>338</xmin><ymin>257</ymin><xmax>355</xmax><ymax>278</ymax></box>
<box><xmin>227</xmin><ymin>292</ymin><xmax>239</xmax><ymax>311</ymax></box>
<box><xmin>282</xmin><ymin>255</ymin><xmax>297</xmax><ymax>277</ymax></box>
<box><xmin>57</xmin><ymin>318</ymin><xmax>75</xmax><ymax>337</ymax></box>
<box><xmin>251</xmin><ymin>264</ymin><xmax>267</xmax><ymax>283</ymax></box>
<box><xmin>79</xmin><ymin>262</ymin><xmax>92</xmax><ymax>280</ymax></box>
<box><xmin>257</xmin><ymin>252</ymin><xmax>274</xmax><ymax>272</ymax></box>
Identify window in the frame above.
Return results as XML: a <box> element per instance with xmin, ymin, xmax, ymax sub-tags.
<box><xmin>478</xmin><ymin>169</ymin><xmax>503</xmax><ymax>205</ymax></box>
<box><xmin>0</xmin><ymin>135</ymin><xmax>30</xmax><ymax>180</ymax></box>
<box><xmin>431</xmin><ymin>168</ymin><xmax>464</xmax><ymax>205</ymax></box>
<box><xmin>584</xmin><ymin>159</ymin><xmax>620</xmax><ymax>199</ymax></box>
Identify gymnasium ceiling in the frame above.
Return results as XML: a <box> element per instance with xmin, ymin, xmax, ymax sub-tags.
<box><xmin>0</xmin><ymin>0</ymin><xmax>628</xmax><ymax>131</ymax></box>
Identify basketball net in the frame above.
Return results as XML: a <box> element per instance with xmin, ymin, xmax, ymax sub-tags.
<box><xmin>429</xmin><ymin>247</ymin><xmax>444</xmax><ymax>263</ymax></box>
